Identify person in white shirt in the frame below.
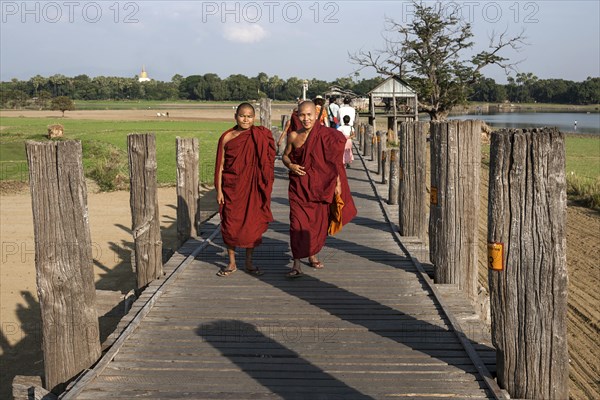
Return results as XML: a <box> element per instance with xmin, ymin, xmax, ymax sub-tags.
<box><xmin>337</xmin><ymin>97</ymin><xmax>356</xmax><ymax>128</ymax></box>
<box><xmin>337</xmin><ymin>115</ymin><xmax>355</xmax><ymax>167</ymax></box>
<box><xmin>328</xmin><ymin>97</ymin><xmax>340</xmax><ymax>128</ymax></box>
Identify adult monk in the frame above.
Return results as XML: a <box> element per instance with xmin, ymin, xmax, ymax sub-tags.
<box><xmin>282</xmin><ymin>101</ymin><xmax>357</xmax><ymax>278</ymax></box>
<box><xmin>214</xmin><ymin>102</ymin><xmax>275</xmax><ymax>276</ymax></box>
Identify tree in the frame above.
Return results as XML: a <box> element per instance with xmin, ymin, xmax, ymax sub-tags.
<box><xmin>350</xmin><ymin>1</ymin><xmax>526</xmax><ymax>120</ymax></box>
<box><xmin>51</xmin><ymin>96</ymin><xmax>75</xmax><ymax>117</ymax></box>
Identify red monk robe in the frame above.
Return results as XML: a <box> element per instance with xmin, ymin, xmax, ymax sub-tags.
<box><xmin>288</xmin><ymin>123</ymin><xmax>357</xmax><ymax>258</ymax></box>
<box><xmin>214</xmin><ymin>125</ymin><xmax>275</xmax><ymax>248</ymax></box>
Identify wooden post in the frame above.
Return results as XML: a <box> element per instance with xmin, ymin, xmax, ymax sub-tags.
<box><xmin>360</xmin><ymin>124</ymin><xmax>367</xmax><ymax>156</ymax></box>
<box><xmin>376</xmin><ymin>130</ymin><xmax>386</xmax><ymax>174</ymax></box>
<box><xmin>369</xmin><ymin>126</ymin><xmax>376</xmax><ymax>162</ymax></box>
<box><xmin>176</xmin><ymin>137</ymin><xmax>200</xmax><ymax>245</ymax></box>
<box><xmin>488</xmin><ymin>128</ymin><xmax>568</xmax><ymax>399</ymax></box>
<box><xmin>365</xmin><ymin>125</ymin><xmax>373</xmax><ymax>160</ymax></box>
<box><xmin>388</xmin><ymin>148</ymin><xmax>399</xmax><ymax>205</ymax></box>
<box><xmin>25</xmin><ymin>140</ymin><xmax>101</xmax><ymax>393</ymax></box>
<box><xmin>128</xmin><ymin>133</ymin><xmax>163</xmax><ymax>289</ymax></box>
<box><xmin>429</xmin><ymin>120</ymin><xmax>480</xmax><ymax>301</ymax></box>
<box><xmin>281</xmin><ymin>114</ymin><xmax>289</xmax><ymax>130</ymax></box>
<box><xmin>259</xmin><ymin>98</ymin><xmax>272</xmax><ymax>128</ymax></box>
<box><xmin>398</xmin><ymin>122</ymin><xmax>428</xmax><ymax>240</ymax></box>
<box><xmin>381</xmin><ymin>150</ymin><xmax>388</xmax><ymax>184</ymax></box>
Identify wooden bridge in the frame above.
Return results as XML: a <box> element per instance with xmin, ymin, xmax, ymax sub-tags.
<box><xmin>61</xmin><ymin>149</ymin><xmax>503</xmax><ymax>399</ymax></box>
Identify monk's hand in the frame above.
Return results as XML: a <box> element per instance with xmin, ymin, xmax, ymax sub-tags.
<box><xmin>217</xmin><ymin>191</ymin><xmax>225</xmax><ymax>205</ymax></box>
<box><xmin>290</xmin><ymin>164</ymin><xmax>306</xmax><ymax>176</ymax></box>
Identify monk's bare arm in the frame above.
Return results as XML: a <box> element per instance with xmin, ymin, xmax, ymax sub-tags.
<box><xmin>216</xmin><ymin>138</ymin><xmax>227</xmax><ymax>204</ymax></box>
<box><xmin>277</xmin><ymin>121</ymin><xmax>290</xmax><ymax>146</ymax></box>
<box><xmin>282</xmin><ymin>132</ymin><xmax>306</xmax><ymax>176</ymax></box>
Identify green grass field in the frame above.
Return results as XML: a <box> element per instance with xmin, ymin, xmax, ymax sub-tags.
<box><xmin>1</xmin><ymin>116</ymin><xmax>598</xmax><ymax>206</ymax></box>
<box><xmin>0</xmin><ymin>117</ymin><xmax>232</xmax><ymax>185</ymax></box>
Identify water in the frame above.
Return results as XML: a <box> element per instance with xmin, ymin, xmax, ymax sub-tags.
<box><xmin>446</xmin><ymin>111</ymin><xmax>600</xmax><ymax>134</ymax></box>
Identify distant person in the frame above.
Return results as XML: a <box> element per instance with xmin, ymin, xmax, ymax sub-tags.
<box><xmin>338</xmin><ymin>97</ymin><xmax>356</xmax><ymax>128</ymax></box>
<box><xmin>328</xmin><ymin>97</ymin><xmax>340</xmax><ymax>128</ymax></box>
<box><xmin>313</xmin><ymin>95</ymin><xmax>329</xmax><ymax>126</ymax></box>
<box><xmin>282</xmin><ymin>101</ymin><xmax>357</xmax><ymax>278</ymax></box>
<box><xmin>337</xmin><ymin>115</ymin><xmax>355</xmax><ymax>167</ymax></box>
<box><xmin>214</xmin><ymin>102</ymin><xmax>276</xmax><ymax>277</ymax></box>
<box><xmin>574</xmin><ymin>120</ymin><xmax>577</xmax><ymax>131</ymax></box>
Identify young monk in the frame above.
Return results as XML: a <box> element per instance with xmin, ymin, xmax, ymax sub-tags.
<box><xmin>214</xmin><ymin>102</ymin><xmax>275</xmax><ymax>276</ymax></box>
<box><xmin>282</xmin><ymin>101</ymin><xmax>357</xmax><ymax>278</ymax></box>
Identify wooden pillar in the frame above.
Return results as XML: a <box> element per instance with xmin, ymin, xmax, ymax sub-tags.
<box><xmin>381</xmin><ymin>150</ymin><xmax>388</xmax><ymax>184</ymax></box>
<box><xmin>377</xmin><ymin>130</ymin><xmax>387</xmax><ymax>175</ymax></box>
<box><xmin>429</xmin><ymin>120</ymin><xmax>480</xmax><ymax>301</ymax></box>
<box><xmin>361</xmin><ymin>124</ymin><xmax>368</xmax><ymax>156</ymax></box>
<box><xmin>176</xmin><ymin>137</ymin><xmax>200</xmax><ymax>245</ymax></box>
<box><xmin>25</xmin><ymin>140</ymin><xmax>101</xmax><ymax>393</ymax></box>
<box><xmin>398</xmin><ymin>122</ymin><xmax>428</xmax><ymax>240</ymax></box>
<box><xmin>388</xmin><ymin>148</ymin><xmax>399</xmax><ymax>205</ymax></box>
<box><xmin>366</xmin><ymin>125</ymin><xmax>374</xmax><ymax>160</ymax></box>
<box><xmin>281</xmin><ymin>114</ymin><xmax>290</xmax><ymax>130</ymax></box>
<box><xmin>488</xmin><ymin>128</ymin><xmax>568</xmax><ymax>399</ymax></box>
<box><xmin>260</xmin><ymin>98</ymin><xmax>272</xmax><ymax>128</ymax></box>
<box><xmin>128</xmin><ymin>133</ymin><xmax>163</xmax><ymax>289</ymax></box>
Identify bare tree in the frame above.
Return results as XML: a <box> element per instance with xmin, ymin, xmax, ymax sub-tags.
<box><xmin>350</xmin><ymin>1</ymin><xmax>526</xmax><ymax>121</ymax></box>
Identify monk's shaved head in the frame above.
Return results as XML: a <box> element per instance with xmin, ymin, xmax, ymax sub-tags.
<box><xmin>298</xmin><ymin>101</ymin><xmax>316</xmax><ymax>113</ymax></box>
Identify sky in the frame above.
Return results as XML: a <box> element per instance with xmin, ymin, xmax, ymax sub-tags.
<box><xmin>1</xmin><ymin>0</ymin><xmax>599</xmax><ymax>84</ymax></box>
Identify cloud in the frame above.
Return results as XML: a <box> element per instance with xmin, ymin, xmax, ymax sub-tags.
<box><xmin>223</xmin><ymin>24</ymin><xmax>268</xmax><ymax>43</ymax></box>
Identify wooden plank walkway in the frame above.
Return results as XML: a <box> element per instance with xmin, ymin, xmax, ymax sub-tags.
<box><xmin>63</xmin><ymin>148</ymin><xmax>499</xmax><ymax>399</ymax></box>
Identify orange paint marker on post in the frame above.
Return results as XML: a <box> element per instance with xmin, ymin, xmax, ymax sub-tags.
<box><xmin>488</xmin><ymin>242</ymin><xmax>504</xmax><ymax>271</ymax></box>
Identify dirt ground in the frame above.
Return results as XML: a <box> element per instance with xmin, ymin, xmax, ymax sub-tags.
<box><xmin>1</xmin><ymin>109</ymin><xmax>598</xmax><ymax>398</ymax></box>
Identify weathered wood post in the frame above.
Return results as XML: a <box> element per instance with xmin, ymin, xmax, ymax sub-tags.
<box><xmin>369</xmin><ymin>126</ymin><xmax>376</xmax><ymax>162</ymax></box>
<box><xmin>281</xmin><ymin>114</ymin><xmax>290</xmax><ymax>130</ymax></box>
<box><xmin>128</xmin><ymin>133</ymin><xmax>163</xmax><ymax>289</ymax></box>
<box><xmin>429</xmin><ymin>120</ymin><xmax>480</xmax><ymax>301</ymax></box>
<box><xmin>488</xmin><ymin>128</ymin><xmax>568</xmax><ymax>399</ymax></box>
<box><xmin>381</xmin><ymin>150</ymin><xmax>388</xmax><ymax>184</ymax></box>
<box><xmin>361</xmin><ymin>124</ymin><xmax>368</xmax><ymax>156</ymax></box>
<box><xmin>388</xmin><ymin>148</ymin><xmax>399</xmax><ymax>205</ymax></box>
<box><xmin>365</xmin><ymin>125</ymin><xmax>374</xmax><ymax>160</ymax></box>
<box><xmin>377</xmin><ymin>130</ymin><xmax>387</xmax><ymax>174</ymax></box>
<box><xmin>398</xmin><ymin>121</ymin><xmax>428</xmax><ymax>240</ymax></box>
<box><xmin>25</xmin><ymin>140</ymin><xmax>101</xmax><ymax>393</ymax></box>
<box><xmin>259</xmin><ymin>98</ymin><xmax>272</xmax><ymax>128</ymax></box>
<box><xmin>176</xmin><ymin>137</ymin><xmax>201</xmax><ymax>245</ymax></box>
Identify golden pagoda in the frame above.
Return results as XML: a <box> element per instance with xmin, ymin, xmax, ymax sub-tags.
<box><xmin>138</xmin><ymin>65</ymin><xmax>151</xmax><ymax>82</ymax></box>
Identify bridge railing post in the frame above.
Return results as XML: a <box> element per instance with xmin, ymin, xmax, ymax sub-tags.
<box><xmin>259</xmin><ymin>98</ymin><xmax>272</xmax><ymax>128</ymax></box>
<box><xmin>25</xmin><ymin>140</ymin><xmax>101</xmax><ymax>393</ymax></box>
<box><xmin>377</xmin><ymin>130</ymin><xmax>387</xmax><ymax>174</ymax></box>
<box><xmin>128</xmin><ymin>133</ymin><xmax>163</xmax><ymax>290</ymax></box>
<box><xmin>381</xmin><ymin>149</ymin><xmax>388</xmax><ymax>184</ymax></box>
<box><xmin>398</xmin><ymin>121</ymin><xmax>429</xmax><ymax>241</ymax></box>
<box><xmin>388</xmin><ymin>148</ymin><xmax>399</xmax><ymax>205</ymax></box>
<box><xmin>488</xmin><ymin>128</ymin><xmax>568</xmax><ymax>399</ymax></box>
<box><xmin>429</xmin><ymin>120</ymin><xmax>480</xmax><ymax>301</ymax></box>
<box><xmin>176</xmin><ymin>137</ymin><xmax>201</xmax><ymax>246</ymax></box>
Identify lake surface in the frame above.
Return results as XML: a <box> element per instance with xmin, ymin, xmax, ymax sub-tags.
<box><xmin>446</xmin><ymin>111</ymin><xmax>600</xmax><ymax>134</ymax></box>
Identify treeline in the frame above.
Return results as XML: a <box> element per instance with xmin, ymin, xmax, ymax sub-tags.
<box><xmin>468</xmin><ymin>73</ymin><xmax>599</xmax><ymax>105</ymax></box>
<box><xmin>0</xmin><ymin>73</ymin><xmax>384</xmax><ymax>109</ymax></box>
<box><xmin>1</xmin><ymin>72</ymin><xmax>598</xmax><ymax>109</ymax></box>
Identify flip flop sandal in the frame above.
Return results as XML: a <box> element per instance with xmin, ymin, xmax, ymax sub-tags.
<box><xmin>309</xmin><ymin>261</ymin><xmax>325</xmax><ymax>269</ymax></box>
<box><xmin>216</xmin><ymin>268</ymin><xmax>237</xmax><ymax>277</ymax></box>
<box><xmin>286</xmin><ymin>269</ymin><xmax>304</xmax><ymax>279</ymax></box>
<box><xmin>245</xmin><ymin>268</ymin><xmax>265</xmax><ymax>276</ymax></box>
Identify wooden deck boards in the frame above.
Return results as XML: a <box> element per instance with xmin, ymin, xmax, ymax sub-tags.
<box><xmin>65</xmin><ymin>149</ymin><xmax>497</xmax><ymax>399</ymax></box>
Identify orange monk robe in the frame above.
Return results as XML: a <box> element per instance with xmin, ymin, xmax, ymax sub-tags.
<box><xmin>214</xmin><ymin>126</ymin><xmax>275</xmax><ymax>248</ymax></box>
<box><xmin>288</xmin><ymin>123</ymin><xmax>357</xmax><ymax>259</ymax></box>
